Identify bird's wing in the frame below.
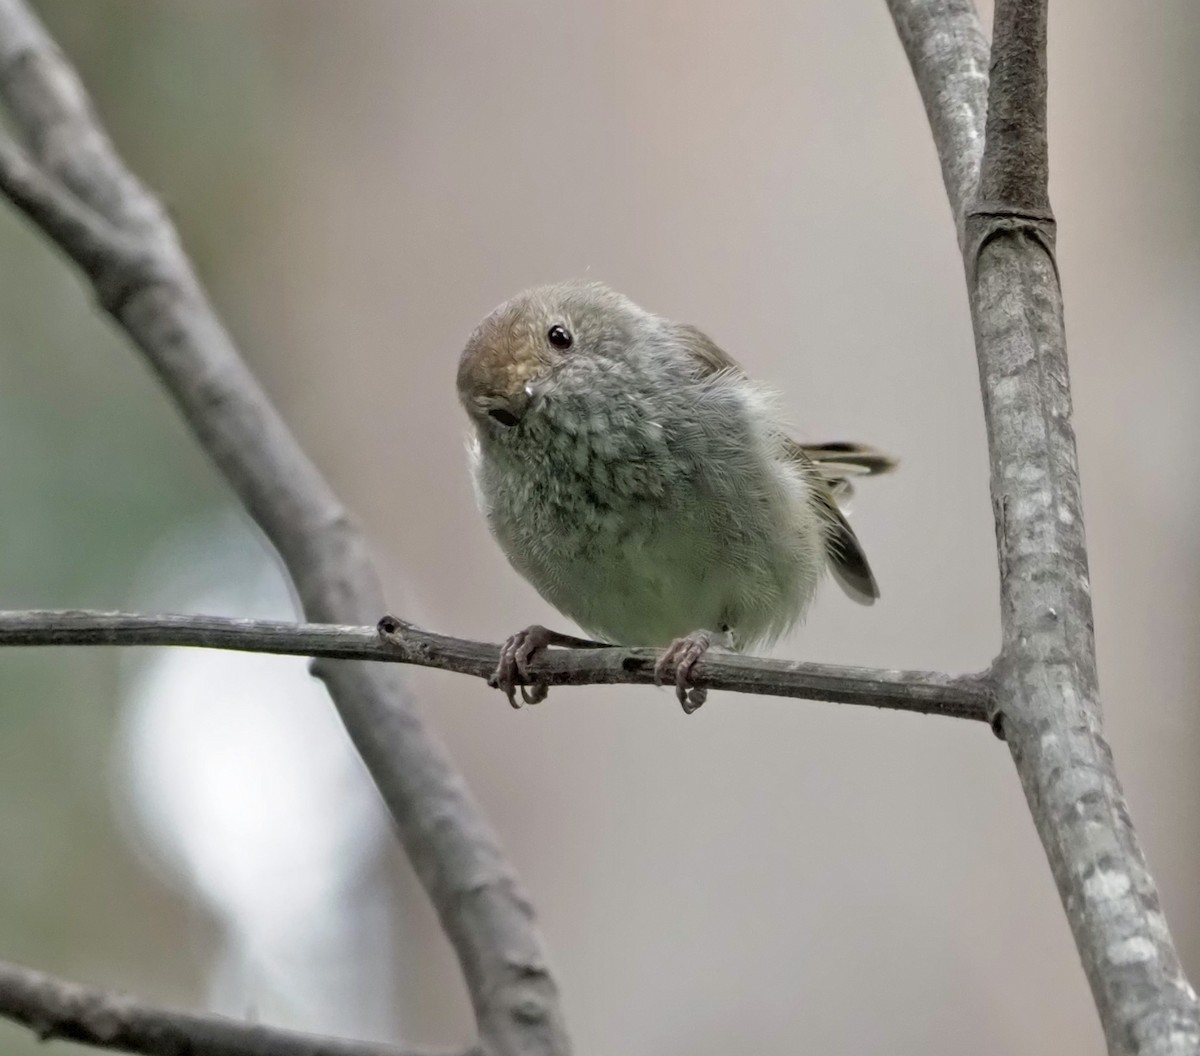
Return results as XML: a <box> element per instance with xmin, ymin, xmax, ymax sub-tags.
<box><xmin>676</xmin><ymin>323</ymin><xmax>746</xmax><ymax>377</ymax></box>
<box><xmin>784</xmin><ymin>440</ymin><xmax>896</xmax><ymax>606</ymax></box>
<box><xmin>677</xmin><ymin>323</ymin><xmax>892</xmax><ymax>606</ymax></box>
<box><xmin>787</xmin><ymin>443</ymin><xmax>882</xmax><ymax>605</ymax></box>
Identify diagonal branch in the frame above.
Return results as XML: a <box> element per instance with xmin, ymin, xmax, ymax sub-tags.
<box><xmin>0</xmin><ymin>958</ymin><xmax>470</xmax><ymax>1056</ymax></box>
<box><xmin>0</xmin><ymin>609</ymin><xmax>993</xmax><ymax>722</ymax></box>
<box><xmin>886</xmin><ymin>0</ymin><xmax>989</xmax><ymax>249</ymax></box>
<box><xmin>0</xmin><ymin>3</ymin><xmax>569</xmax><ymax>1054</ymax></box>
<box><xmin>887</xmin><ymin>1</ymin><xmax>1200</xmax><ymax>1053</ymax></box>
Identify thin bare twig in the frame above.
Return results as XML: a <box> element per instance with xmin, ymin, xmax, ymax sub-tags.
<box><xmin>0</xmin><ymin>609</ymin><xmax>993</xmax><ymax>721</ymax></box>
<box><xmin>0</xmin><ymin>2</ymin><xmax>569</xmax><ymax>1053</ymax></box>
<box><xmin>0</xmin><ymin>959</ymin><xmax>469</xmax><ymax>1056</ymax></box>
<box><xmin>888</xmin><ymin>1</ymin><xmax>1200</xmax><ymax>1052</ymax></box>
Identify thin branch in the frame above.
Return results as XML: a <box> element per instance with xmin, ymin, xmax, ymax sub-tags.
<box><xmin>885</xmin><ymin>0</ymin><xmax>989</xmax><ymax>247</ymax></box>
<box><xmin>0</xmin><ymin>958</ymin><xmax>469</xmax><ymax>1056</ymax></box>
<box><xmin>0</xmin><ymin>2</ymin><xmax>569</xmax><ymax>1054</ymax></box>
<box><xmin>0</xmin><ymin>609</ymin><xmax>993</xmax><ymax>722</ymax></box>
<box><xmin>888</xmin><ymin>1</ymin><xmax>1200</xmax><ymax>1053</ymax></box>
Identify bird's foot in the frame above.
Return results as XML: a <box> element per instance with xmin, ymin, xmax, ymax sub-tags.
<box><xmin>655</xmin><ymin>630</ymin><xmax>716</xmax><ymax>714</ymax></box>
<box><xmin>490</xmin><ymin>625</ymin><xmax>609</xmax><ymax>708</ymax></box>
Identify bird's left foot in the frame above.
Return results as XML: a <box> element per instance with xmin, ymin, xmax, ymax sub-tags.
<box><xmin>655</xmin><ymin>631</ymin><xmax>715</xmax><ymax>714</ymax></box>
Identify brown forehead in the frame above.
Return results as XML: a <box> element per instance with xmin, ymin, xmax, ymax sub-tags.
<box><xmin>457</xmin><ymin>299</ymin><xmax>547</xmax><ymax>397</ymax></box>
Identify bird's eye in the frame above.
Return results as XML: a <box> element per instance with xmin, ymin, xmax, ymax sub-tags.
<box><xmin>488</xmin><ymin>408</ymin><xmax>521</xmax><ymax>428</ymax></box>
<box><xmin>547</xmin><ymin>324</ymin><xmax>573</xmax><ymax>351</ymax></box>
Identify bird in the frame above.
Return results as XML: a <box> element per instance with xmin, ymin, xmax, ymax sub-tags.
<box><xmin>456</xmin><ymin>280</ymin><xmax>894</xmax><ymax>712</ymax></box>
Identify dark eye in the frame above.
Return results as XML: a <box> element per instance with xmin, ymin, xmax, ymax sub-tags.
<box><xmin>547</xmin><ymin>324</ymin><xmax>573</xmax><ymax>351</ymax></box>
<box><xmin>488</xmin><ymin>408</ymin><xmax>520</xmax><ymax>428</ymax></box>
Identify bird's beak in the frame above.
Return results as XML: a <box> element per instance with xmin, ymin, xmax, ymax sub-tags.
<box><xmin>481</xmin><ymin>382</ymin><xmax>538</xmax><ymax>428</ymax></box>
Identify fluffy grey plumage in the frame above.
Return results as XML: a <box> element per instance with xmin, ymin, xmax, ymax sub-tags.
<box><xmin>457</xmin><ymin>280</ymin><xmax>893</xmax><ymax>709</ymax></box>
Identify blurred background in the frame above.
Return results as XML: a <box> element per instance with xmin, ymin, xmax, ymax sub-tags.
<box><xmin>0</xmin><ymin>2</ymin><xmax>1197</xmax><ymax>1053</ymax></box>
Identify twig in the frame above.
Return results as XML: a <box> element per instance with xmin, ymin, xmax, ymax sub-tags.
<box><xmin>0</xmin><ymin>2</ymin><xmax>570</xmax><ymax>1054</ymax></box>
<box><xmin>0</xmin><ymin>958</ymin><xmax>468</xmax><ymax>1056</ymax></box>
<box><xmin>888</xmin><ymin>1</ymin><xmax>1200</xmax><ymax>1053</ymax></box>
<box><xmin>0</xmin><ymin>609</ymin><xmax>993</xmax><ymax>722</ymax></box>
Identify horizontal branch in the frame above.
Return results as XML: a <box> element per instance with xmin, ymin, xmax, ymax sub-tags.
<box><xmin>0</xmin><ymin>609</ymin><xmax>992</xmax><ymax>722</ymax></box>
<box><xmin>0</xmin><ymin>958</ymin><xmax>469</xmax><ymax>1056</ymax></box>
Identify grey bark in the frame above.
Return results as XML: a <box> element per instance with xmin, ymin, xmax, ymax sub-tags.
<box><xmin>0</xmin><ymin>960</ymin><xmax>471</xmax><ymax>1056</ymax></box>
<box><xmin>888</xmin><ymin>1</ymin><xmax>1200</xmax><ymax>1052</ymax></box>
<box><xmin>0</xmin><ymin>3</ymin><xmax>569</xmax><ymax>1055</ymax></box>
<box><xmin>0</xmin><ymin>609</ymin><xmax>992</xmax><ymax>721</ymax></box>
<box><xmin>885</xmin><ymin>0</ymin><xmax>989</xmax><ymax>249</ymax></box>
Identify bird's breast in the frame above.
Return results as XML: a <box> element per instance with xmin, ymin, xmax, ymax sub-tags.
<box><xmin>470</xmin><ymin>398</ymin><xmax>823</xmax><ymax>648</ymax></box>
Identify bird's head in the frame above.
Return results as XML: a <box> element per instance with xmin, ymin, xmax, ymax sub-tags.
<box><xmin>456</xmin><ymin>280</ymin><xmax>642</xmax><ymax>431</ymax></box>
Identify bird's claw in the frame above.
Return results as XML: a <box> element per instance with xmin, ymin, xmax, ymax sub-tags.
<box><xmin>490</xmin><ymin>625</ymin><xmax>554</xmax><ymax>708</ymax></box>
<box><xmin>655</xmin><ymin>631</ymin><xmax>712</xmax><ymax>714</ymax></box>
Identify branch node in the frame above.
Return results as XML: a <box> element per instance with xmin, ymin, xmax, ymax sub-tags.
<box><xmin>964</xmin><ymin>201</ymin><xmax>1059</xmax><ymax>287</ymax></box>
<box><xmin>377</xmin><ymin>613</ymin><xmax>408</xmax><ymax>638</ymax></box>
<box><xmin>93</xmin><ymin>250</ymin><xmax>174</xmax><ymax>318</ymax></box>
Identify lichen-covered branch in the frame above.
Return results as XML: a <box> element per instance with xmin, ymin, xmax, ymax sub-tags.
<box><xmin>887</xmin><ymin>1</ymin><xmax>1200</xmax><ymax>1052</ymax></box>
<box><xmin>0</xmin><ymin>2</ymin><xmax>569</xmax><ymax>1053</ymax></box>
<box><xmin>0</xmin><ymin>609</ymin><xmax>992</xmax><ymax>722</ymax></box>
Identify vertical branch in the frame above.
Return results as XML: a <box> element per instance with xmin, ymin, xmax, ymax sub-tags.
<box><xmin>971</xmin><ymin>2</ymin><xmax>1198</xmax><ymax>1050</ymax></box>
<box><xmin>889</xmin><ymin>1</ymin><xmax>1200</xmax><ymax>1053</ymax></box>
<box><xmin>0</xmin><ymin>4</ymin><xmax>569</xmax><ymax>1054</ymax></box>
<box><xmin>975</xmin><ymin>0</ymin><xmax>1048</xmax><ymax>212</ymax></box>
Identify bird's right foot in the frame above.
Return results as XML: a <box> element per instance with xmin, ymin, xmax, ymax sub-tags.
<box><xmin>490</xmin><ymin>625</ymin><xmax>609</xmax><ymax>708</ymax></box>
